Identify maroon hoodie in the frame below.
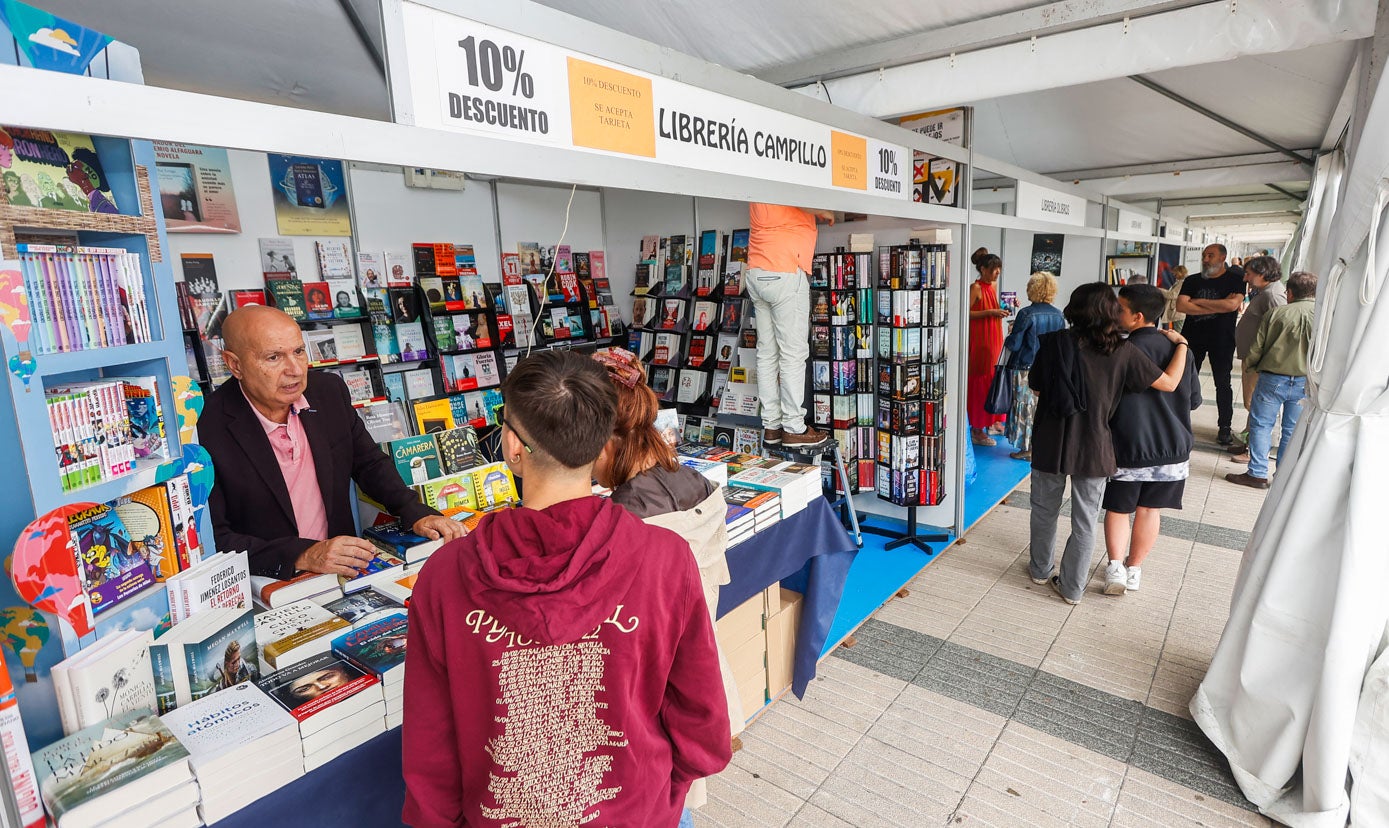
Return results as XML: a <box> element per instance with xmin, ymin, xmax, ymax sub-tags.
<box><xmin>402</xmin><ymin>495</ymin><xmax>731</xmax><ymax>827</ymax></box>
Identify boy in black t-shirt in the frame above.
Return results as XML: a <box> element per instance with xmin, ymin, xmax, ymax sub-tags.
<box><xmin>1176</xmin><ymin>244</ymin><xmax>1246</xmax><ymax>444</ymax></box>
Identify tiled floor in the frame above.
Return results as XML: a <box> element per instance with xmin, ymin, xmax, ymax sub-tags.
<box><xmin>697</xmin><ymin>375</ymin><xmax>1277</xmax><ymax>827</ymax></box>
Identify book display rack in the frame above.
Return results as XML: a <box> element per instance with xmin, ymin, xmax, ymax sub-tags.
<box><xmin>808</xmin><ymin>250</ymin><xmax>876</xmax><ymax>495</ymax></box>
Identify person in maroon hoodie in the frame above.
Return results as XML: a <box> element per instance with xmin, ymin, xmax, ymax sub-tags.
<box><xmin>402</xmin><ymin>350</ymin><xmax>732</xmax><ymax>828</ymax></box>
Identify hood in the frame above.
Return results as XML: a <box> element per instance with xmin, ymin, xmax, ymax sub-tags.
<box><xmin>610</xmin><ymin>463</ymin><xmax>716</xmax><ymax>520</ymax></box>
<box><xmin>453</xmin><ymin>496</ymin><xmax>634</xmax><ymax>646</ymax></box>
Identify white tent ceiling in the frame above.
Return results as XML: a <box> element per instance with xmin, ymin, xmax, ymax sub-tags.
<box><xmin>29</xmin><ymin>0</ymin><xmax>1371</xmax><ymax>238</ymax></box>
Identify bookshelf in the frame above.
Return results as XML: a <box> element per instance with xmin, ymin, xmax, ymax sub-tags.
<box><xmin>0</xmin><ymin>135</ymin><xmax>210</xmax><ymax>748</ymax></box>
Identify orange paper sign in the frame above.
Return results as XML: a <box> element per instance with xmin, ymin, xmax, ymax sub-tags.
<box><xmin>831</xmin><ymin>131</ymin><xmax>867</xmax><ymax>190</ymax></box>
<box><xmin>567</xmin><ymin>57</ymin><xmax>656</xmax><ymax>158</ymax></box>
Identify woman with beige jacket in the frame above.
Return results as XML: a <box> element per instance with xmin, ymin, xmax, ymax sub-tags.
<box><xmin>592</xmin><ymin>348</ymin><xmax>742</xmax><ymax>813</ymax></box>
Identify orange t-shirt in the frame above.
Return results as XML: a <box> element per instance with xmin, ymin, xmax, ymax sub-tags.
<box><xmin>747</xmin><ymin>203</ymin><xmax>817</xmax><ymax>274</ymax></box>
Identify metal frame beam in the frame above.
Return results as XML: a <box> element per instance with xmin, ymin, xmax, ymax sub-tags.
<box><xmin>1043</xmin><ymin>150</ymin><xmax>1318</xmax><ymax>183</ymax></box>
<box><xmin>1128</xmin><ymin>76</ymin><xmax>1315</xmax><ymax>167</ymax></box>
<box><xmin>337</xmin><ymin>0</ymin><xmax>386</xmax><ymax>76</ymax></box>
<box><xmin>758</xmin><ymin>0</ymin><xmax>1216</xmax><ymax>87</ymax></box>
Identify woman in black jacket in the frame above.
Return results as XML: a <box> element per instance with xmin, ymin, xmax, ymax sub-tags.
<box><xmin>1027</xmin><ymin>283</ymin><xmax>1190</xmax><ymax>605</ymax></box>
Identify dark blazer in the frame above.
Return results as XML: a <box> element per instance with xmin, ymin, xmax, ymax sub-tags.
<box><xmin>200</xmin><ymin>371</ymin><xmax>437</xmax><ymax>579</ymax></box>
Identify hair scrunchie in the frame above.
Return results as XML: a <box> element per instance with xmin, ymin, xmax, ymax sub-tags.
<box><xmin>593</xmin><ymin>348</ymin><xmax>643</xmax><ymax>388</ymax></box>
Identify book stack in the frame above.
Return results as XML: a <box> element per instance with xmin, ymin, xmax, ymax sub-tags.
<box><xmin>16</xmin><ymin>243</ymin><xmax>152</xmax><ymax>355</ymax></box>
<box><xmin>149</xmin><ymin>607</ymin><xmax>259</xmax><ymax>714</ymax></box>
<box><xmin>161</xmin><ymin>682</ymin><xmax>304</xmax><ymax>824</ymax></box>
<box><xmin>723</xmin><ymin>485</ymin><xmax>782</xmax><ymax>532</ymax></box>
<box><xmin>50</xmin><ymin>629</ymin><xmax>157</xmax><ymax>736</ymax></box>
<box><xmin>31</xmin><ymin>709</ymin><xmax>199</xmax><ymax>828</ymax></box>
<box><xmin>725</xmin><ymin>503</ymin><xmax>756</xmax><ymax>546</ymax></box>
<box><xmin>250</xmin><ymin>572</ymin><xmax>342</xmax><ymax>610</ymax></box>
<box><xmin>338</xmin><ymin>548</ymin><xmax>408</xmax><ymax>594</ymax></box>
<box><xmin>164</xmin><ymin>551</ymin><xmax>252</xmax><ymax>623</ymax></box>
<box><xmin>109</xmin><ymin>483</ymin><xmax>184</xmax><ymax>583</ymax></box>
<box><xmin>332</xmin><ymin>613</ymin><xmax>408</xmax><ymax>730</ymax></box>
<box><xmin>729</xmin><ymin>463</ymin><xmax>821</xmax><ymax>518</ymax></box>
<box><xmin>255</xmin><ymin>599</ymin><xmax>351</xmax><ymax>672</ymax></box>
<box><xmin>46</xmin><ymin>377</ymin><xmax>167</xmax><ymax>491</ymax></box>
<box><xmin>323</xmin><ymin>589</ymin><xmax>405</xmax><ymax>627</ymax></box>
<box><xmin>677</xmin><ymin>455</ymin><xmax>728</xmax><ymax>489</ymax></box>
<box><xmin>257</xmin><ymin>652</ymin><xmax>386</xmax><ymax>772</ymax></box>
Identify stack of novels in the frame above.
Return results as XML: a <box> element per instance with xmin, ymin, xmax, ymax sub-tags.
<box><xmin>254</xmin><ymin>599</ymin><xmax>351</xmax><ymax>672</ymax></box>
<box><xmin>50</xmin><ymin>629</ymin><xmax>157</xmax><ymax>736</ymax></box>
<box><xmin>148</xmin><ymin>607</ymin><xmax>258</xmax><ymax>714</ymax></box>
<box><xmin>725</xmin><ymin>503</ymin><xmax>756</xmax><ymax>546</ymax></box>
<box><xmin>31</xmin><ymin>710</ymin><xmax>199</xmax><ymax>828</ymax></box>
<box><xmin>728</xmin><ymin>463</ymin><xmax>821</xmax><ymax>518</ymax></box>
<box><xmin>723</xmin><ymin>486</ymin><xmax>782</xmax><ymax>533</ymax></box>
<box><xmin>332</xmin><ymin>614</ymin><xmax>408</xmax><ymax>730</ymax></box>
<box><xmin>323</xmin><ymin>589</ymin><xmax>405</xmax><ymax>627</ymax></box>
<box><xmin>250</xmin><ymin>572</ymin><xmax>341</xmax><ymax>610</ymax></box>
<box><xmin>16</xmin><ymin>243</ymin><xmax>152</xmax><ymax>354</ymax></box>
<box><xmin>160</xmin><ymin>682</ymin><xmax>304</xmax><ymax>824</ymax></box>
<box><xmin>257</xmin><ymin>652</ymin><xmax>386</xmax><ymax>771</ymax></box>
<box><xmin>677</xmin><ymin>455</ymin><xmax>729</xmax><ymax>489</ymax></box>
<box><xmin>46</xmin><ymin>377</ymin><xmax>166</xmax><ymax>491</ymax></box>
<box><xmin>164</xmin><ymin>551</ymin><xmax>251</xmax><ymax>623</ymax></box>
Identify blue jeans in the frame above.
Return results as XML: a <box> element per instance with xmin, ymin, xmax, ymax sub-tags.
<box><xmin>679</xmin><ymin>808</ymin><xmax>695</xmax><ymax>828</ymax></box>
<box><xmin>1247</xmin><ymin>373</ymin><xmax>1306</xmax><ymax>479</ymax></box>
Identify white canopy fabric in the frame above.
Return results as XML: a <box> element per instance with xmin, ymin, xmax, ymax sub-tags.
<box><xmin>1190</xmin><ymin>48</ymin><xmax>1389</xmax><ymax>826</ymax></box>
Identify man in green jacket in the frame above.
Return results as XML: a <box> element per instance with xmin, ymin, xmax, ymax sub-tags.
<box><xmin>1226</xmin><ymin>270</ymin><xmax>1318</xmax><ymax>489</ymax></box>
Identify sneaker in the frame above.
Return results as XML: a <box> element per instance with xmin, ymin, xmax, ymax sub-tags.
<box><xmin>781</xmin><ymin>426</ymin><xmax>831</xmax><ymax>447</ymax></box>
<box><xmin>1104</xmin><ymin>561</ymin><xmax>1127</xmax><ymax>595</ymax></box>
<box><xmin>762</xmin><ymin>427</ymin><xmax>783</xmax><ymax>445</ymax></box>
<box><xmin>1126</xmin><ymin>566</ymin><xmax>1142</xmax><ymax>591</ymax></box>
<box><xmin>1217</xmin><ymin>427</ymin><xmax>1234</xmax><ymax>446</ymax></box>
<box><xmin>1029</xmin><ymin>571</ymin><xmax>1050</xmax><ymax>585</ymax></box>
<box><xmin>1225</xmin><ymin>471</ymin><xmax>1270</xmax><ymax>489</ymax></box>
<box><xmin>1050</xmin><ymin>576</ymin><xmax>1080</xmax><ymax>606</ymax></box>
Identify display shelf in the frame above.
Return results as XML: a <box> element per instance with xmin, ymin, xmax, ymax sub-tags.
<box><xmin>47</xmin><ymin>456</ymin><xmax>172</xmax><ymax>507</ymax></box>
<box><xmin>309</xmin><ymin>354</ymin><xmax>381</xmax><ymax>369</ymax></box>
<box><xmin>351</xmin><ymin>396</ymin><xmax>389</xmax><ymax>409</ymax></box>
<box><xmin>297</xmin><ymin>315</ymin><xmax>368</xmax><ymax>326</ymax></box>
<box><xmin>36</xmin><ymin>341</ymin><xmax>172</xmax><ymax>376</ymax></box>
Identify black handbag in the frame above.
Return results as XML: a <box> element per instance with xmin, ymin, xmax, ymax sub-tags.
<box><xmin>984</xmin><ymin>350</ymin><xmax>1012</xmax><ymax>415</ymax></box>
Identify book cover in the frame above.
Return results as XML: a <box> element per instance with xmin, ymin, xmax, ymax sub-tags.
<box><xmin>384</xmin><ymin>252</ymin><xmax>412</xmax><ymax>287</ymax></box>
<box><xmin>412</xmin><ymin>397</ymin><xmax>456</xmax><ymax>435</ymax></box>
<box><xmin>357</xmin><ymin>400</ymin><xmax>411</xmax><ymax>444</ymax></box>
<box><xmin>256</xmin><ymin>652</ymin><xmax>378</xmax><ymax>722</ymax></box>
<box><xmin>454</xmin><ymin>312</ymin><xmax>491</xmax><ymax>349</ymax></box>
<box><xmin>394</xmin><ymin>321</ymin><xmax>428</xmax><ymax>361</ymax></box>
<box><xmin>315</xmin><ymin>240</ymin><xmax>353</xmax><ymax>278</ymax></box>
<box><xmin>388</xmin><ymin>288</ymin><xmax>421</xmax><ymax>323</ymax></box>
<box><xmin>32</xmin><ymin>710</ymin><xmax>190</xmax><ymax>828</ymax></box>
<box><xmin>473</xmin><ymin>352</ymin><xmax>500</xmax><ymax>387</ymax></box>
<box><xmin>69</xmin><ymin>504</ymin><xmax>156</xmax><ymax>616</ymax></box>
<box><xmin>266</xmin><ymin>278</ymin><xmax>307</xmax><ymax>320</ymax></box>
<box><xmin>431</xmin><ymin>315</ymin><xmax>456</xmax><ymax>351</ymax></box>
<box><xmin>159</xmin><ymin>682</ymin><xmax>296</xmax><ymax>770</ymax></box>
<box><xmin>331</xmin><ymin>615</ymin><xmax>408</xmax><ymax>680</ymax></box>
<box><xmin>433</xmin><ymin>426</ymin><xmax>479</xmax><ymax>475</ymax></box>
<box><xmin>63</xmin><ymin>630</ymin><xmax>158</xmax><ymax>732</ymax></box>
<box><xmin>328</xmin><ymin>279</ymin><xmax>363</xmax><ymax>318</ymax></box>
<box><xmin>231</xmin><ymin>289</ymin><xmax>266</xmax><ymax>309</ymax></box>
<box><xmin>254</xmin><ymin>600</ymin><xmax>340</xmax><ymax>648</ymax></box>
<box><xmin>658</xmin><ymin>299</ymin><xmax>684</xmax><ymax>330</ymax></box>
<box><xmin>184</xmin><ymin>610</ymin><xmax>259</xmax><ymax>702</ymax></box>
<box><xmin>402</xmin><ymin>369</ymin><xmax>436</xmax><ymax>401</ymax></box>
<box><xmin>302</xmin><ymin>282</ymin><xmax>333</xmax><ymax>320</ymax></box>
<box><xmin>516</xmin><ymin>241</ymin><xmax>543</xmax><ymax>276</ymax></box>
<box><xmin>258</xmin><ymin>239</ymin><xmax>298</xmax><ymax>279</ymax></box>
<box><xmin>335</xmin><ymin>368</ymin><xmax>376</xmax><ymax>404</ymax></box>
<box><xmin>417</xmin><ymin>473</ymin><xmax>479</xmax><ymax>514</ymax></box>
<box><xmin>356</xmin><ymin>251</ymin><xmax>384</xmax><ymax>290</ymax></box>
<box><xmin>332</xmin><ymin>326</ymin><xmax>368</xmax><ymax>360</ymax></box>
<box><xmin>323</xmin><ymin>590</ymin><xmax>403</xmax><ymax>625</ymax></box>
<box><xmin>420</xmin><ymin>276</ymin><xmax>446</xmax><ymax>310</ymax></box>
<box><xmin>302</xmin><ymin>329</ymin><xmax>337</xmax><ymax>363</ymax></box>
<box><xmin>500</xmin><ymin>252</ymin><xmax>522</xmax><ymax>285</ymax></box>
<box><xmin>387</xmin><ymin>435</ymin><xmax>442</xmax><ymax>485</ymax></box>
<box><xmin>110</xmin><ymin>485</ymin><xmax>180</xmax><ymax>581</ymax></box>
<box><xmin>460</xmin><ymin>272</ymin><xmax>487</xmax><ymax>309</ymax></box>
<box><xmin>2</xmin><ymin>128</ymin><xmax>118</xmax><ymax>212</ymax></box>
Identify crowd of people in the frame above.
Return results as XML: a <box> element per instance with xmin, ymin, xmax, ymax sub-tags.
<box><xmin>965</xmin><ymin>244</ymin><xmax>1316</xmax><ymax>603</ymax></box>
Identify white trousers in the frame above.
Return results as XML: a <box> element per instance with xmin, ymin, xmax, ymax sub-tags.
<box><xmin>745</xmin><ymin>267</ymin><xmax>810</xmax><ymax>432</ymax></box>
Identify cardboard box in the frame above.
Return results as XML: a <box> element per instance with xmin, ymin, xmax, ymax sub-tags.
<box><xmin>766</xmin><ymin>589</ymin><xmax>804</xmax><ymax>696</ymax></box>
<box><xmin>715</xmin><ymin>592</ymin><xmax>764</xmax><ymax>652</ymax></box>
<box><xmin>728</xmin><ymin>632</ymin><xmax>768</xmax><ymax>718</ymax></box>
<box><xmin>763</xmin><ymin>584</ymin><xmax>781</xmax><ymax>617</ymax></box>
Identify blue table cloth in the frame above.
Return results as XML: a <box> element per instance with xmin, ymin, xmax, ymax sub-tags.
<box><xmin>715</xmin><ymin>497</ymin><xmax>859</xmax><ymax>697</ymax></box>
<box><xmin>218</xmin><ymin>500</ymin><xmax>855</xmax><ymax>827</ymax></box>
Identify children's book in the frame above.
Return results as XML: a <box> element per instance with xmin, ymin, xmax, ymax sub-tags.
<box><xmin>69</xmin><ymin>504</ymin><xmax>155</xmax><ymax>616</ymax></box>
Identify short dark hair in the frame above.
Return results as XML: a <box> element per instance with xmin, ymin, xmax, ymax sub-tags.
<box><xmin>501</xmin><ymin>350</ymin><xmax>616</xmax><ymax>469</ymax></box>
<box><xmin>1064</xmin><ymin>283</ymin><xmax>1124</xmax><ymax>355</ymax></box>
<box><xmin>1244</xmin><ymin>255</ymin><xmax>1282</xmax><ymax>282</ymax></box>
<box><xmin>1118</xmin><ymin>284</ymin><xmax>1165</xmax><ymax>326</ymax></box>
<box><xmin>1209</xmin><ymin>243</ymin><xmax>1228</xmax><ymax>259</ymax></box>
<box><xmin>1287</xmin><ymin>270</ymin><xmax>1317</xmax><ymax>300</ymax></box>
<box><xmin>974</xmin><ymin>253</ymin><xmax>1002</xmax><ymax>274</ymax></box>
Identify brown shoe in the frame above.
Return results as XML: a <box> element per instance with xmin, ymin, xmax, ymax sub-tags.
<box><xmin>782</xmin><ymin>426</ymin><xmax>831</xmax><ymax>447</ymax></box>
<box><xmin>1225</xmin><ymin>472</ymin><xmax>1269</xmax><ymax>489</ymax></box>
<box><xmin>762</xmin><ymin>427</ymin><xmax>783</xmax><ymax>445</ymax></box>
<box><xmin>1230</xmin><ymin>451</ymin><xmax>1250</xmax><ymax>464</ymax></box>
<box><xmin>1009</xmin><ymin>451</ymin><xmax>1031</xmax><ymax>461</ymax></box>
<box><xmin>1228</xmin><ymin>441</ymin><xmax>1248</xmax><ymax>454</ymax></box>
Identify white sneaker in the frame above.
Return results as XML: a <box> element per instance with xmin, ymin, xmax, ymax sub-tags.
<box><xmin>1126</xmin><ymin>566</ymin><xmax>1142</xmax><ymax>591</ymax></box>
<box><xmin>1104</xmin><ymin>560</ymin><xmax>1127</xmax><ymax>595</ymax></box>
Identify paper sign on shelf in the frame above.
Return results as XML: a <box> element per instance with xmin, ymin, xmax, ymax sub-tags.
<box><xmin>399</xmin><ymin>3</ymin><xmax>910</xmax><ymax>200</ymax></box>
<box><xmin>1015</xmin><ymin>181</ymin><xmax>1087</xmax><ymax>227</ymax></box>
<box><xmin>1117</xmin><ymin>208</ymin><xmax>1154</xmax><ymax>236</ymax></box>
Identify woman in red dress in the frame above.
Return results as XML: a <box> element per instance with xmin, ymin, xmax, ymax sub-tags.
<box><xmin>969</xmin><ymin>249</ymin><xmax>1009</xmax><ymax>446</ymax></box>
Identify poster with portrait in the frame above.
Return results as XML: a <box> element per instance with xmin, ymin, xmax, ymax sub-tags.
<box><xmin>152</xmin><ymin>141</ymin><xmax>241</xmax><ymax>233</ymax></box>
<box><xmin>266</xmin><ymin>154</ymin><xmax>352</xmax><ymax>236</ymax></box>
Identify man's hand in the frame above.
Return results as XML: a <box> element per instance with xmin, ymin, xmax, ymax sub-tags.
<box><xmin>810</xmin><ymin>209</ymin><xmax>836</xmax><ymax>225</ymax></box>
<box><xmin>295</xmin><ymin>536</ymin><xmax>379</xmax><ymax>577</ymax></box>
<box><xmin>413</xmin><ymin>514</ymin><xmax>467</xmax><ymax>542</ymax></box>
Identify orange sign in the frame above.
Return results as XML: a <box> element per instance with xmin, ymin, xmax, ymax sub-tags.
<box><xmin>830</xmin><ymin>131</ymin><xmax>867</xmax><ymax>190</ymax></box>
<box><xmin>567</xmin><ymin>57</ymin><xmax>656</xmax><ymax>158</ymax></box>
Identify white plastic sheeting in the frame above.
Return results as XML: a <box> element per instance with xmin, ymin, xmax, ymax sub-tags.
<box><xmin>795</xmin><ymin>0</ymin><xmax>1375</xmax><ymax>120</ymax></box>
<box><xmin>1190</xmin><ymin>46</ymin><xmax>1389</xmax><ymax>826</ymax></box>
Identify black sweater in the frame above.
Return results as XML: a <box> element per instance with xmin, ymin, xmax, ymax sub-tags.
<box><xmin>1110</xmin><ymin>327</ymin><xmax>1202</xmax><ymax>468</ymax></box>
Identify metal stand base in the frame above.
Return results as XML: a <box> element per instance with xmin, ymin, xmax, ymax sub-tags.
<box><xmin>859</xmin><ymin>507</ymin><xmax>949</xmax><ymax>554</ymax></box>
<box><xmin>769</xmin><ymin>441</ymin><xmax>862</xmax><ymax>546</ymax></box>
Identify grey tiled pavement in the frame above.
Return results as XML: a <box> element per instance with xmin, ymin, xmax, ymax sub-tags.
<box><xmin>696</xmin><ymin>370</ymin><xmax>1275</xmax><ymax>827</ymax></box>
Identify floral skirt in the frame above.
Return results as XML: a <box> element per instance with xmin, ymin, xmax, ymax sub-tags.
<box><xmin>1004</xmin><ymin>369</ymin><xmax>1037</xmax><ymax>452</ymax></box>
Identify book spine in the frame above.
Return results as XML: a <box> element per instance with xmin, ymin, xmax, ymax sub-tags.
<box><xmin>83</xmin><ymin>251</ymin><xmax>109</xmax><ymax>348</ymax></box>
<box><xmin>97</xmin><ymin>251</ymin><xmax>124</xmax><ymax>346</ymax></box>
<box><xmin>0</xmin><ymin>653</ymin><xmax>43</xmax><ymax>828</ymax></box>
<box><xmin>148</xmin><ymin>641</ymin><xmax>177</xmax><ymax>715</ymax></box>
<box><xmin>17</xmin><ymin>251</ymin><xmax>49</xmax><ymax>355</ymax></box>
<box><xmin>38</xmin><ymin>251</ymin><xmax>66</xmax><ymax>353</ymax></box>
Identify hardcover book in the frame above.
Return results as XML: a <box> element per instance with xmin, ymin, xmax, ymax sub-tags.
<box><xmin>69</xmin><ymin>504</ymin><xmax>155</xmax><ymax>616</ymax></box>
<box><xmin>256</xmin><ymin>652</ymin><xmax>379</xmax><ymax>723</ymax></box>
<box><xmin>266</xmin><ymin>278</ymin><xmax>307</xmax><ymax>320</ymax></box>
<box><xmin>433</xmin><ymin>426</ymin><xmax>480</xmax><ymax>474</ymax></box>
<box><xmin>331</xmin><ymin>614</ymin><xmax>408</xmax><ymax>683</ymax></box>
<box><xmin>110</xmin><ymin>485</ymin><xmax>180</xmax><ymax>582</ymax></box>
<box><xmin>302</xmin><ymin>281</ymin><xmax>333</xmax><ymax>320</ymax></box>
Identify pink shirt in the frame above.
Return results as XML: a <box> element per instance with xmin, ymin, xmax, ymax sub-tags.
<box><xmin>244</xmin><ymin>390</ymin><xmax>329</xmax><ymax>541</ymax></box>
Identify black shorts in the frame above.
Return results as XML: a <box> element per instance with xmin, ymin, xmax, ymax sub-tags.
<box><xmin>1103</xmin><ymin>479</ymin><xmax>1185</xmax><ymax>513</ymax></box>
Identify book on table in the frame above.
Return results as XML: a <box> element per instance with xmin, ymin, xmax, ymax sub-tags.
<box><xmin>50</xmin><ymin>629</ymin><xmax>157</xmax><ymax>736</ymax></box>
<box><xmin>254</xmin><ymin>599</ymin><xmax>351</xmax><ymax>672</ymax></box>
<box><xmin>323</xmin><ymin>589</ymin><xmax>405</xmax><ymax>626</ymax></box>
<box><xmin>149</xmin><ymin>607</ymin><xmax>259</xmax><ymax>714</ymax></box>
<box><xmin>250</xmin><ymin>571</ymin><xmax>341</xmax><ymax>610</ymax></box>
<box><xmin>256</xmin><ymin>651</ymin><xmax>385</xmax><ymax>767</ymax></box>
<box><xmin>163</xmin><ymin>551</ymin><xmax>251</xmax><ymax>624</ymax></box>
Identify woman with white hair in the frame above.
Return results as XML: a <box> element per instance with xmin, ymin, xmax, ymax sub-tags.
<box><xmin>1002</xmin><ymin>272</ymin><xmax>1066</xmax><ymax>461</ymax></box>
